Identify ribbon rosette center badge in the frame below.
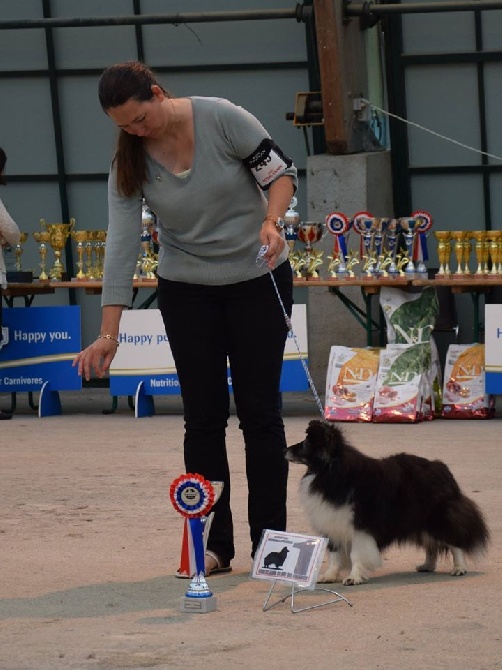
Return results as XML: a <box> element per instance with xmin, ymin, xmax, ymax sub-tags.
<box><xmin>170</xmin><ymin>473</ymin><xmax>215</xmax><ymax>518</ymax></box>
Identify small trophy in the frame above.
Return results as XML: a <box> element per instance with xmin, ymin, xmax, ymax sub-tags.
<box><xmin>487</xmin><ymin>231</ymin><xmax>502</xmax><ymax>276</ymax></box>
<box><xmin>352</xmin><ymin>212</ymin><xmax>376</xmax><ymax>278</ymax></box>
<box><xmin>33</xmin><ymin>230</ymin><xmax>52</xmax><ymax>281</ymax></box>
<box><xmin>385</xmin><ymin>218</ymin><xmax>400</xmax><ymax>276</ymax></box>
<box><xmin>434</xmin><ymin>231</ymin><xmax>452</xmax><ymax>276</ymax></box>
<box><xmin>71</xmin><ymin>230</ymin><xmax>89</xmax><ymax>280</ymax></box>
<box><xmin>170</xmin><ymin>473</ymin><xmax>223</xmax><ymax>614</ymax></box>
<box><xmin>297</xmin><ymin>222</ymin><xmax>325</xmax><ymax>279</ymax></box>
<box><xmin>325</xmin><ymin>212</ymin><xmax>350</xmax><ymax>278</ymax></box>
<box><xmin>284</xmin><ymin>197</ymin><xmax>300</xmax><ymax>270</ymax></box>
<box><xmin>14</xmin><ymin>232</ymin><xmax>28</xmax><ymax>271</ymax></box>
<box><xmin>399</xmin><ymin>217</ymin><xmax>417</xmax><ymax>275</ymax></box>
<box><xmin>472</xmin><ymin>231</ymin><xmax>487</xmax><ymax>275</ymax></box>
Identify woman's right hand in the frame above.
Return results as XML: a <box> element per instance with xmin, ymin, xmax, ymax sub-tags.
<box><xmin>73</xmin><ymin>338</ymin><xmax>119</xmax><ymax>381</ymax></box>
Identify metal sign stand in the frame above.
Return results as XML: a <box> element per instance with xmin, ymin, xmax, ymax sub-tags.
<box><xmin>262</xmin><ymin>579</ymin><xmax>352</xmax><ymax>614</ymax></box>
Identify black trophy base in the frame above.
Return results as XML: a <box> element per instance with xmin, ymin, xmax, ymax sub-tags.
<box><xmin>180</xmin><ymin>595</ymin><xmax>217</xmax><ymax>613</ymax></box>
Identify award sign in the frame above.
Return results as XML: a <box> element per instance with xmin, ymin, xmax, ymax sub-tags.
<box><xmin>252</xmin><ymin>530</ymin><xmax>352</xmax><ymax>613</ymax></box>
<box><xmin>169</xmin><ymin>473</ymin><xmax>219</xmax><ymax>613</ymax></box>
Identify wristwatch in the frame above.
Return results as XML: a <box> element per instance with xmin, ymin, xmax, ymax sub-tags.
<box><xmin>263</xmin><ymin>216</ymin><xmax>285</xmax><ymax>232</ymax></box>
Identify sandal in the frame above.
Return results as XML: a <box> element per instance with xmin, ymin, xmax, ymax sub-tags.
<box><xmin>175</xmin><ymin>551</ymin><xmax>232</xmax><ymax>579</ymax></box>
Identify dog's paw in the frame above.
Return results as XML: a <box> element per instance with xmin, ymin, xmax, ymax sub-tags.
<box><xmin>416</xmin><ymin>561</ymin><xmax>436</xmax><ymax>573</ymax></box>
<box><xmin>343</xmin><ymin>575</ymin><xmax>367</xmax><ymax>586</ymax></box>
<box><xmin>450</xmin><ymin>566</ymin><xmax>467</xmax><ymax>576</ymax></box>
<box><xmin>317</xmin><ymin>568</ymin><xmax>340</xmax><ymax>584</ymax></box>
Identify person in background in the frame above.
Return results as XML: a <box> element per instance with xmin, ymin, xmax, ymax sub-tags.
<box><xmin>73</xmin><ymin>61</ymin><xmax>298</xmax><ymax>575</ymax></box>
<box><xmin>0</xmin><ymin>147</ymin><xmax>21</xmax><ymax>420</ymax></box>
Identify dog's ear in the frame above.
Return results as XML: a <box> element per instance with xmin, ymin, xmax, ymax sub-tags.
<box><xmin>306</xmin><ymin>419</ymin><xmax>332</xmax><ymax>447</ymax></box>
<box><xmin>307</xmin><ymin>419</ymin><xmax>345</xmax><ymax>456</ymax></box>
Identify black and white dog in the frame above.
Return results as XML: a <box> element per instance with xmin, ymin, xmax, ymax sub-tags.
<box><xmin>286</xmin><ymin>420</ymin><xmax>489</xmax><ymax>585</ymax></box>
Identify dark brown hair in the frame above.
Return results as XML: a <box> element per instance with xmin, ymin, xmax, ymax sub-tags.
<box><xmin>98</xmin><ymin>61</ymin><xmax>171</xmax><ymax>197</ymax></box>
<box><xmin>0</xmin><ymin>147</ymin><xmax>6</xmax><ymax>185</ymax></box>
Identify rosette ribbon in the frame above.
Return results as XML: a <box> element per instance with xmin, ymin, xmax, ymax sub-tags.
<box><xmin>170</xmin><ymin>474</ymin><xmax>216</xmax><ymax>580</ymax></box>
<box><xmin>412</xmin><ymin>210</ymin><xmax>433</xmax><ymax>267</ymax></box>
<box><xmin>325</xmin><ymin>212</ymin><xmax>350</xmax><ymax>265</ymax></box>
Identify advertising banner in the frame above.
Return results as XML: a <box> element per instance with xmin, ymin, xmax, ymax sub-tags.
<box><xmin>485</xmin><ymin>304</ymin><xmax>502</xmax><ymax>393</ymax></box>
<box><xmin>109</xmin><ymin>304</ymin><xmax>309</xmax><ymax>397</ymax></box>
<box><xmin>0</xmin><ymin>306</ymin><xmax>82</xmax><ymax>393</ymax></box>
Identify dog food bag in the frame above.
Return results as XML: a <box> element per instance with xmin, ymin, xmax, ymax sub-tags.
<box><xmin>442</xmin><ymin>344</ymin><xmax>495</xmax><ymax>419</ymax></box>
<box><xmin>373</xmin><ymin>343</ymin><xmax>431</xmax><ymax>423</ymax></box>
<box><xmin>379</xmin><ymin>285</ymin><xmax>442</xmax><ymax>412</ymax></box>
<box><xmin>324</xmin><ymin>346</ymin><xmax>380</xmax><ymax>422</ymax></box>
<box><xmin>380</xmin><ymin>286</ymin><xmax>438</xmax><ymax>344</ymax></box>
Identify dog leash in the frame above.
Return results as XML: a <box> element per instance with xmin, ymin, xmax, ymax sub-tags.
<box><xmin>257</xmin><ymin>246</ymin><xmax>325</xmax><ymax>418</ymax></box>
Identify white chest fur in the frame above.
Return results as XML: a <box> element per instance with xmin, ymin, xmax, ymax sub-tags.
<box><xmin>299</xmin><ymin>475</ymin><xmax>355</xmax><ymax>547</ymax></box>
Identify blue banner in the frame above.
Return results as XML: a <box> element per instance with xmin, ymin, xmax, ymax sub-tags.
<box><xmin>0</xmin><ymin>306</ymin><xmax>82</xmax><ymax>392</ymax></box>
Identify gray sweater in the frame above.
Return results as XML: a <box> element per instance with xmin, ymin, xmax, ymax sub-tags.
<box><xmin>102</xmin><ymin>96</ymin><xmax>298</xmax><ymax>307</ymax></box>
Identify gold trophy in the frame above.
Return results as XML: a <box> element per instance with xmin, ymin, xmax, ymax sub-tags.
<box><xmin>434</xmin><ymin>231</ymin><xmax>452</xmax><ymax>276</ymax></box>
<box><xmin>93</xmin><ymin>230</ymin><xmax>107</xmax><ymax>278</ymax></box>
<box><xmin>71</xmin><ymin>230</ymin><xmax>89</xmax><ymax>280</ymax></box>
<box><xmin>297</xmin><ymin>222</ymin><xmax>325</xmax><ymax>279</ymax></box>
<box><xmin>487</xmin><ymin>231</ymin><xmax>501</xmax><ymax>276</ymax></box>
<box><xmin>14</xmin><ymin>232</ymin><xmax>28</xmax><ymax>271</ymax></box>
<box><xmin>33</xmin><ymin>230</ymin><xmax>52</xmax><ymax>281</ymax></box>
<box><xmin>40</xmin><ymin>217</ymin><xmax>75</xmax><ymax>280</ymax></box>
<box><xmin>472</xmin><ymin>231</ymin><xmax>486</xmax><ymax>275</ymax></box>
<box><xmin>451</xmin><ymin>231</ymin><xmax>467</xmax><ymax>276</ymax></box>
<box><xmin>85</xmin><ymin>233</ymin><xmax>97</xmax><ymax>279</ymax></box>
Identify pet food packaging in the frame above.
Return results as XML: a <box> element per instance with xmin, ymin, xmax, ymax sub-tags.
<box><xmin>379</xmin><ymin>285</ymin><xmax>442</xmax><ymax>414</ymax></box>
<box><xmin>441</xmin><ymin>344</ymin><xmax>495</xmax><ymax>419</ymax></box>
<box><xmin>379</xmin><ymin>285</ymin><xmax>439</xmax><ymax>345</ymax></box>
<box><xmin>324</xmin><ymin>346</ymin><xmax>380</xmax><ymax>422</ymax></box>
<box><xmin>373</xmin><ymin>343</ymin><xmax>432</xmax><ymax>423</ymax></box>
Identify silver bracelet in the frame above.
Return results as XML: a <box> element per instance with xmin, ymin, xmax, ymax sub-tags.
<box><xmin>97</xmin><ymin>334</ymin><xmax>120</xmax><ymax>346</ymax></box>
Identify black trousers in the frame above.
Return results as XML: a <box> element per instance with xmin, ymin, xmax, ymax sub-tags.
<box><xmin>157</xmin><ymin>261</ymin><xmax>293</xmax><ymax>564</ymax></box>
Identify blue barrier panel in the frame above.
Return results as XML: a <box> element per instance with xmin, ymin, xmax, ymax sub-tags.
<box><xmin>109</xmin><ymin>306</ymin><xmax>309</xmax><ymax>399</ymax></box>
<box><xmin>485</xmin><ymin>305</ymin><xmax>502</xmax><ymax>394</ymax></box>
<box><xmin>0</xmin><ymin>306</ymin><xmax>81</xmax><ymax>393</ymax></box>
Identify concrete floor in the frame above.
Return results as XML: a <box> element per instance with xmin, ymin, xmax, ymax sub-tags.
<box><xmin>0</xmin><ymin>390</ymin><xmax>500</xmax><ymax>670</ymax></box>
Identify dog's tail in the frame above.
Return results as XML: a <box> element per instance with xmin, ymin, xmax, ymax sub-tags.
<box><xmin>434</xmin><ymin>494</ymin><xmax>490</xmax><ymax>556</ymax></box>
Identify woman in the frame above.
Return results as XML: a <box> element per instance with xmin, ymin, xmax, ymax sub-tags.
<box><xmin>74</xmin><ymin>61</ymin><xmax>298</xmax><ymax>575</ymax></box>
<box><xmin>0</xmin><ymin>147</ymin><xmax>21</xmax><ymax>420</ymax></box>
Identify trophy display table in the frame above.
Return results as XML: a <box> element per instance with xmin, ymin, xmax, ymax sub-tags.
<box><xmin>4</xmin><ymin>275</ymin><xmax>502</xmax><ymax>346</ymax></box>
<box><xmin>2</xmin><ymin>281</ymin><xmax>55</xmax><ymax>307</ymax></box>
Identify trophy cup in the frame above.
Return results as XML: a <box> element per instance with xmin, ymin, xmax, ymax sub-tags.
<box><xmin>14</xmin><ymin>232</ymin><xmax>28</xmax><ymax>271</ymax></box>
<box><xmin>472</xmin><ymin>231</ymin><xmax>486</xmax><ymax>275</ymax></box>
<box><xmin>385</xmin><ymin>218</ymin><xmax>400</xmax><ymax>276</ymax></box>
<box><xmin>451</xmin><ymin>231</ymin><xmax>467</xmax><ymax>276</ymax></box>
<box><xmin>33</xmin><ymin>230</ymin><xmax>52</xmax><ymax>281</ymax></box>
<box><xmin>487</xmin><ymin>231</ymin><xmax>501</xmax><ymax>276</ymax></box>
<box><xmin>325</xmin><ymin>212</ymin><xmax>350</xmax><ymax>278</ymax></box>
<box><xmin>93</xmin><ymin>230</ymin><xmax>107</xmax><ymax>278</ymax></box>
<box><xmin>372</xmin><ymin>218</ymin><xmax>390</xmax><ymax>276</ymax></box>
<box><xmin>434</xmin><ymin>231</ymin><xmax>452</xmax><ymax>276</ymax></box>
<box><xmin>40</xmin><ymin>217</ymin><xmax>75</xmax><ymax>281</ymax></box>
<box><xmin>399</xmin><ymin>217</ymin><xmax>418</xmax><ymax>275</ymax></box>
<box><xmin>412</xmin><ymin>210</ymin><xmax>433</xmax><ymax>277</ymax></box>
<box><xmin>297</xmin><ymin>222</ymin><xmax>325</xmax><ymax>279</ymax></box>
<box><xmin>71</xmin><ymin>230</ymin><xmax>89</xmax><ymax>280</ymax></box>
<box><xmin>170</xmin><ymin>474</ymin><xmax>223</xmax><ymax>613</ymax></box>
<box><xmin>284</xmin><ymin>197</ymin><xmax>300</xmax><ymax>269</ymax></box>
<box><xmin>352</xmin><ymin>214</ymin><xmax>377</xmax><ymax>278</ymax></box>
